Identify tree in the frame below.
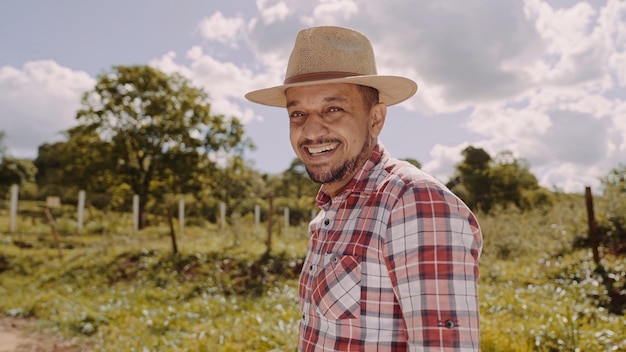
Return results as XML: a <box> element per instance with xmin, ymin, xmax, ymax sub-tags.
<box><xmin>0</xmin><ymin>131</ymin><xmax>6</xmax><ymax>161</ymax></box>
<box><xmin>35</xmin><ymin>125</ymin><xmax>116</xmax><ymax>206</ymax></box>
<box><xmin>599</xmin><ymin>164</ymin><xmax>626</xmax><ymax>254</ymax></box>
<box><xmin>280</xmin><ymin>158</ymin><xmax>319</xmax><ymax>199</ymax></box>
<box><xmin>75</xmin><ymin>65</ymin><xmax>251</xmax><ymax>227</ymax></box>
<box><xmin>0</xmin><ymin>131</ymin><xmax>34</xmax><ymax>197</ymax></box>
<box><xmin>0</xmin><ymin>160</ymin><xmax>29</xmax><ymax>196</ymax></box>
<box><xmin>453</xmin><ymin>146</ymin><xmax>492</xmax><ymax>212</ymax></box>
<box><xmin>270</xmin><ymin>158</ymin><xmax>320</xmax><ymax>225</ymax></box>
<box><xmin>450</xmin><ymin>146</ymin><xmax>550</xmax><ymax>213</ymax></box>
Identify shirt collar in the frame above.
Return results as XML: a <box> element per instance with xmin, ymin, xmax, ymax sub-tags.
<box><xmin>315</xmin><ymin>142</ymin><xmax>387</xmax><ymax>209</ymax></box>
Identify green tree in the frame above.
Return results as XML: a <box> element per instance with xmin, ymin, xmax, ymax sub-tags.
<box><xmin>0</xmin><ymin>131</ymin><xmax>34</xmax><ymax>197</ymax></box>
<box><xmin>488</xmin><ymin>151</ymin><xmax>551</xmax><ymax>211</ymax></box>
<box><xmin>451</xmin><ymin>146</ymin><xmax>549</xmax><ymax>213</ymax></box>
<box><xmin>209</xmin><ymin>157</ymin><xmax>267</xmax><ymax>221</ymax></box>
<box><xmin>75</xmin><ymin>65</ymin><xmax>251</xmax><ymax>227</ymax></box>
<box><xmin>0</xmin><ymin>160</ymin><xmax>30</xmax><ymax>197</ymax></box>
<box><xmin>453</xmin><ymin>146</ymin><xmax>492</xmax><ymax>212</ymax></box>
<box><xmin>599</xmin><ymin>164</ymin><xmax>626</xmax><ymax>252</ymax></box>
<box><xmin>0</xmin><ymin>130</ymin><xmax>6</xmax><ymax>159</ymax></box>
<box><xmin>280</xmin><ymin>158</ymin><xmax>319</xmax><ymax>199</ymax></box>
<box><xmin>271</xmin><ymin>158</ymin><xmax>319</xmax><ymax>225</ymax></box>
<box><xmin>35</xmin><ymin>126</ymin><xmax>116</xmax><ymax>206</ymax></box>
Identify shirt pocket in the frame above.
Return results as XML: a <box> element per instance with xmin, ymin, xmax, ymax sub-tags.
<box><xmin>311</xmin><ymin>253</ymin><xmax>361</xmax><ymax>320</ymax></box>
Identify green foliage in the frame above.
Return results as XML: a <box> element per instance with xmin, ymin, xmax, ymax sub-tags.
<box><xmin>480</xmin><ymin>253</ymin><xmax>626</xmax><ymax>351</ymax></box>
<box><xmin>276</xmin><ymin>158</ymin><xmax>320</xmax><ymax>200</ymax></box>
<box><xmin>598</xmin><ymin>164</ymin><xmax>626</xmax><ymax>253</ymax></box>
<box><xmin>0</xmin><ymin>219</ymin><xmax>307</xmax><ymax>351</ymax></box>
<box><xmin>264</xmin><ymin>158</ymin><xmax>319</xmax><ymax>225</ymax></box>
<box><xmin>477</xmin><ymin>191</ymin><xmax>626</xmax><ymax>351</ymax></box>
<box><xmin>451</xmin><ymin>146</ymin><xmax>552</xmax><ymax>214</ymax></box>
<box><xmin>35</xmin><ymin>65</ymin><xmax>253</xmax><ymax>224</ymax></box>
<box><xmin>2</xmin><ymin>172</ymin><xmax>626</xmax><ymax>351</ymax></box>
<box><xmin>0</xmin><ymin>155</ymin><xmax>37</xmax><ymax>199</ymax></box>
<box><xmin>35</xmin><ymin>126</ymin><xmax>116</xmax><ymax>203</ymax></box>
<box><xmin>479</xmin><ymin>193</ymin><xmax>584</xmax><ymax>261</ymax></box>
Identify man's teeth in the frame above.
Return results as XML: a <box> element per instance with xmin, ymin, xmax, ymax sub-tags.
<box><xmin>308</xmin><ymin>144</ymin><xmax>337</xmax><ymax>155</ymax></box>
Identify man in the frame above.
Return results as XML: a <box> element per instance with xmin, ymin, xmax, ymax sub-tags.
<box><xmin>246</xmin><ymin>26</ymin><xmax>482</xmax><ymax>352</ymax></box>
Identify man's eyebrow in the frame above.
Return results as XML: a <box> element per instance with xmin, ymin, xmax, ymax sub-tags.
<box><xmin>286</xmin><ymin>95</ymin><xmax>348</xmax><ymax>108</ymax></box>
<box><xmin>286</xmin><ymin>99</ymin><xmax>300</xmax><ymax>109</ymax></box>
<box><xmin>323</xmin><ymin>96</ymin><xmax>348</xmax><ymax>103</ymax></box>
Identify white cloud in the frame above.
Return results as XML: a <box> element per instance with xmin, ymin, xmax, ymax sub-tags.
<box><xmin>256</xmin><ymin>0</ymin><xmax>290</xmax><ymax>24</ymax></box>
<box><xmin>233</xmin><ymin>0</ymin><xmax>625</xmax><ymax>191</ymax></box>
<box><xmin>0</xmin><ymin>61</ymin><xmax>95</xmax><ymax>158</ymax></box>
<box><xmin>536</xmin><ymin>162</ymin><xmax>605</xmax><ymax>192</ymax></box>
<box><xmin>149</xmin><ymin>47</ymin><xmax>262</xmax><ymax>124</ymax></box>
<box><xmin>421</xmin><ymin>143</ymin><xmax>469</xmax><ymax>182</ymax></box>
<box><xmin>198</xmin><ymin>11</ymin><xmax>245</xmax><ymax>46</ymax></box>
<box><xmin>602</xmin><ymin>0</ymin><xmax>626</xmax><ymax>86</ymax></box>
<box><xmin>608</xmin><ymin>99</ymin><xmax>626</xmax><ymax>153</ymax></box>
<box><xmin>302</xmin><ymin>0</ymin><xmax>358</xmax><ymax>24</ymax></box>
<box><xmin>3</xmin><ymin>0</ymin><xmax>625</xmax><ymax>193</ymax></box>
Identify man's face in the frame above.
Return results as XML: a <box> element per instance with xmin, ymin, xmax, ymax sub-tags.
<box><xmin>286</xmin><ymin>83</ymin><xmax>385</xmax><ymax>196</ymax></box>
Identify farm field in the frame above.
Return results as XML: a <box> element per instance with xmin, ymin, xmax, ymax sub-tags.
<box><xmin>0</xmin><ymin>195</ymin><xmax>625</xmax><ymax>351</ymax></box>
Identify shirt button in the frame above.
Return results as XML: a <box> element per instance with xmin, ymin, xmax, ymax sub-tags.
<box><xmin>324</xmin><ymin>218</ymin><xmax>330</xmax><ymax>226</ymax></box>
<box><xmin>444</xmin><ymin>319</ymin><xmax>455</xmax><ymax>329</ymax></box>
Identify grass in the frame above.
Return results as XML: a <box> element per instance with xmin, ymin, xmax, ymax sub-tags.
<box><xmin>1</xmin><ymin>196</ymin><xmax>625</xmax><ymax>351</ymax></box>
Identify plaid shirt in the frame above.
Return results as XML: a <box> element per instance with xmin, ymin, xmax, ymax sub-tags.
<box><xmin>298</xmin><ymin>143</ymin><xmax>482</xmax><ymax>351</ymax></box>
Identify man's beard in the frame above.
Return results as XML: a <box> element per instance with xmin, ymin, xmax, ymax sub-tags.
<box><xmin>305</xmin><ymin>137</ymin><xmax>372</xmax><ymax>185</ymax></box>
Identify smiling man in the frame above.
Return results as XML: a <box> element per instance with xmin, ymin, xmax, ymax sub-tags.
<box><xmin>286</xmin><ymin>83</ymin><xmax>383</xmax><ymax>196</ymax></box>
<box><xmin>246</xmin><ymin>26</ymin><xmax>483</xmax><ymax>352</ymax></box>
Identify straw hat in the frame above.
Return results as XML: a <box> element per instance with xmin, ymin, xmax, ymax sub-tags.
<box><xmin>245</xmin><ymin>26</ymin><xmax>418</xmax><ymax>107</ymax></box>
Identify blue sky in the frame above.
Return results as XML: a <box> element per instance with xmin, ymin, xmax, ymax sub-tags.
<box><xmin>1</xmin><ymin>0</ymin><xmax>625</xmax><ymax>193</ymax></box>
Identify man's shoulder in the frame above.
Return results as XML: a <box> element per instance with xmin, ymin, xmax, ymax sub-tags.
<box><xmin>380</xmin><ymin>157</ymin><xmax>448</xmax><ymax>191</ymax></box>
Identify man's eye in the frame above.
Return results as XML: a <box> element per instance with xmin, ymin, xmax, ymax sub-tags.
<box><xmin>289</xmin><ymin>111</ymin><xmax>306</xmax><ymax>119</ymax></box>
<box><xmin>327</xmin><ymin>106</ymin><xmax>344</xmax><ymax>113</ymax></box>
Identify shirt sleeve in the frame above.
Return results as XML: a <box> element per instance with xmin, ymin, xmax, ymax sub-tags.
<box><xmin>383</xmin><ymin>181</ymin><xmax>482</xmax><ymax>351</ymax></box>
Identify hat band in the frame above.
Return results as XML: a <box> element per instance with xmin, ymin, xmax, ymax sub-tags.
<box><xmin>284</xmin><ymin>71</ymin><xmax>362</xmax><ymax>84</ymax></box>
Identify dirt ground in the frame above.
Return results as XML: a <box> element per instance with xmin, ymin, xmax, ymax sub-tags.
<box><xmin>0</xmin><ymin>317</ymin><xmax>91</xmax><ymax>352</ymax></box>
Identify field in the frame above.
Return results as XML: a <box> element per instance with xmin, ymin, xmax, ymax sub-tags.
<box><xmin>0</xmin><ymin>195</ymin><xmax>625</xmax><ymax>351</ymax></box>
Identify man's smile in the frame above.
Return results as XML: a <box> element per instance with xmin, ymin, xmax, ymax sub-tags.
<box><xmin>305</xmin><ymin>143</ymin><xmax>338</xmax><ymax>156</ymax></box>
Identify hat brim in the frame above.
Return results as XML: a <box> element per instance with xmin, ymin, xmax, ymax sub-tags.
<box><xmin>245</xmin><ymin>75</ymin><xmax>418</xmax><ymax>108</ymax></box>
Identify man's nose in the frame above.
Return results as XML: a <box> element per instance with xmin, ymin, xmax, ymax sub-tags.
<box><xmin>300</xmin><ymin>113</ymin><xmax>327</xmax><ymax>140</ymax></box>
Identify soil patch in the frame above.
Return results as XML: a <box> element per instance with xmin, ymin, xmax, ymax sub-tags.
<box><xmin>0</xmin><ymin>317</ymin><xmax>90</xmax><ymax>352</ymax></box>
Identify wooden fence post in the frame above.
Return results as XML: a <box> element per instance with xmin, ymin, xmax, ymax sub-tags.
<box><xmin>9</xmin><ymin>184</ymin><xmax>18</xmax><ymax>233</ymax></box>
<box><xmin>266</xmin><ymin>195</ymin><xmax>274</xmax><ymax>252</ymax></box>
<box><xmin>284</xmin><ymin>207</ymin><xmax>289</xmax><ymax>236</ymax></box>
<box><xmin>220</xmin><ymin>202</ymin><xmax>226</xmax><ymax>231</ymax></box>
<box><xmin>166</xmin><ymin>207</ymin><xmax>178</xmax><ymax>255</ymax></box>
<box><xmin>178</xmin><ymin>198</ymin><xmax>185</xmax><ymax>234</ymax></box>
<box><xmin>585</xmin><ymin>186</ymin><xmax>600</xmax><ymax>264</ymax></box>
<box><xmin>132</xmin><ymin>195</ymin><xmax>140</xmax><ymax>233</ymax></box>
<box><xmin>77</xmin><ymin>190</ymin><xmax>86</xmax><ymax>234</ymax></box>
<box><xmin>44</xmin><ymin>208</ymin><xmax>63</xmax><ymax>259</ymax></box>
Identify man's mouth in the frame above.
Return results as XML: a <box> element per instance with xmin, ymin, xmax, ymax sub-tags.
<box><xmin>305</xmin><ymin>143</ymin><xmax>338</xmax><ymax>156</ymax></box>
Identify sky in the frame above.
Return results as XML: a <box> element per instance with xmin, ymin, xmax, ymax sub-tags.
<box><xmin>1</xmin><ymin>0</ymin><xmax>624</xmax><ymax>193</ymax></box>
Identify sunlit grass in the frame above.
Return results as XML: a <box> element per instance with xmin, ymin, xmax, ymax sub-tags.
<box><xmin>1</xmin><ymin>195</ymin><xmax>625</xmax><ymax>351</ymax></box>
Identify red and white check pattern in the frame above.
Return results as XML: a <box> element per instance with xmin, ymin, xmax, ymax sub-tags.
<box><xmin>298</xmin><ymin>143</ymin><xmax>483</xmax><ymax>351</ymax></box>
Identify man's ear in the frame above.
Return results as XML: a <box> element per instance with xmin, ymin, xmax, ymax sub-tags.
<box><xmin>369</xmin><ymin>102</ymin><xmax>387</xmax><ymax>137</ymax></box>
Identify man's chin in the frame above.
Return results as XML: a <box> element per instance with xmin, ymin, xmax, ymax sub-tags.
<box><xmin>307</xmin><ymin>170</ymin><xmax>335</xmax><ymax>184</ymax></box>
<box><xmin>305</xmin><ymin>166</ymin><xmax>336</xmax><ymax>184</ymax></box>
<box><xmin>307</xmin><ymin>164</ymin><xmax>350</xmax><ymax>185</ymax></box>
